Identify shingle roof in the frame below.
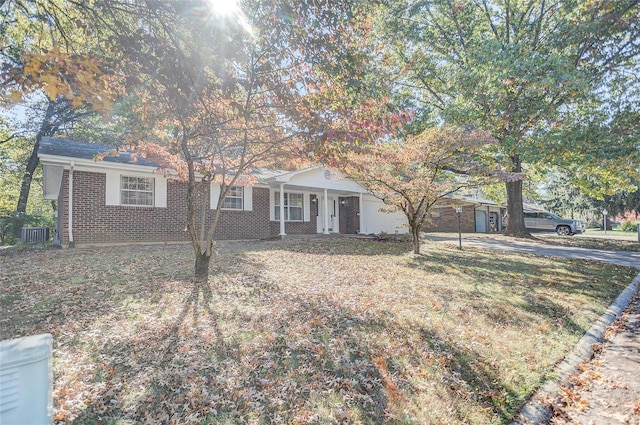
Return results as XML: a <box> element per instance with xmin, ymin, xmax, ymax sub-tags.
<box><xmin>38</xmin><ymin>138</ymin><xmax>294</xmax><ymax>180</ymax></box>
<box><xmin>39</xmin><ymin>137</ymin><xmax>159</xmax><ymax>167</ymax></box>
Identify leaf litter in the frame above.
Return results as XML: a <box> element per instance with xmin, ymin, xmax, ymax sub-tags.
<box><xmin>0</xmin><ymin>238</ymin><xmax>636</xmax><ymax>424</ymax></box>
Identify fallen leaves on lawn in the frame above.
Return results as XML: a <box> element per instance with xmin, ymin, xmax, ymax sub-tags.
<box><xmin>1</xmin><ymin>239</ymin><xmax>636</xmax><ymax>424</ymax></box>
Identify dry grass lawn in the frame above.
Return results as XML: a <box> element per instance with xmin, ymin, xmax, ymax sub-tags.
<box><xmin>1</xmin><ymin>238</ymin><xmax>636</xmax><ymax>424</ymax></box>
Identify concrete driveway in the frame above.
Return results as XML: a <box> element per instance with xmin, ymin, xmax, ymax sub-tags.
<box><xmin>425</xmin><ymin>233</ymin><xmax>640</xmax><ymax>269</ymax></box>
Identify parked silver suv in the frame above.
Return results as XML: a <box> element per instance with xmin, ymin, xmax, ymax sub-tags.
<box><xmin>523</xmin><ymin>211</ymin><xmax>586</xmax><ymax>236</ymax></box>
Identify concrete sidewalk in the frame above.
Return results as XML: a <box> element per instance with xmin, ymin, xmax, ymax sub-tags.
<box><xmin>549</xmin><ymin>290</ymin><xmax>640</xmax><ymax>424</ymax></box>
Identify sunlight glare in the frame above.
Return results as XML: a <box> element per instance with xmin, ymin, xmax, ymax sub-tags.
<box><xmin>208</xmin><ymin>0</ymin><xmax>240</xmax><ymax>17</ymax></box>
<box><xmin>206</xmin><ymin>0</ymin><xmax>253</xmax><ymax>35</ymax></box>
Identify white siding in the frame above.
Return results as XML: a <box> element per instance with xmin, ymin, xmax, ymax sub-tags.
<box><xmin>360</xmin><ymin>196</ymin><xmax>408</xmax><ymax>234</ymax></box>
<box><xmin>282</xmin><ymin>168</ymin><xmax>365</xmax><ymax>192</ymax></box>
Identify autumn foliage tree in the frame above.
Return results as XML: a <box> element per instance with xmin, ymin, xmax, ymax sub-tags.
<box><xmin>92</xmin><ymin>0</ymin><xmax>378</xmax><ymax>281</ymax></box>
<box><xmin>340</xmin><ymin>126</ymin><xmax>495</xmax><ymax>254</ymax></box>
<box><xmin>3</xmin><ymin>0</ymin><xmax>383</xmax><ymax>278</ymax></box>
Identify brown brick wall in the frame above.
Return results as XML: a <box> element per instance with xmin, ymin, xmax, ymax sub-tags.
<box><xmin>58</xmin><ymin>170</ymin><xmax>483</xmax><ymax>245</ymax></box>
<box><xmin>59</xmin><ymin>170</ymin><xmax>272</xmax><ymax>246</ymax></box>
<box><xmin>422</xmin><ymin>206</ymin><xmax>476</xmax><ymax>233</ymax></box>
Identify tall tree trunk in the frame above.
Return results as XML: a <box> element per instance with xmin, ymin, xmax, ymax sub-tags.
<box><xmin>194</xmin><ymin>251</ymin><xmax>212</xmax><ymax>282</ymax></box>
<box><xmin>411</xmin><ymin>222</ymin><xmax>421</xmax><ymax>254</ymax></box>
<box><xmin>503</xmin><ymin>155</ymin><xmax>531</xmax><ymax>238</ymax></box>
<box><xmin>16</xmin><ymin>101</ymin><xmax>56</xmax><ymax>214</ymax></box>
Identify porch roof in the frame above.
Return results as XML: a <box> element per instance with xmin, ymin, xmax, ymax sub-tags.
<box><xmin>261</xmin><ymin>167</ymin><xmax>366</xmax><ymax>194</ymax></box>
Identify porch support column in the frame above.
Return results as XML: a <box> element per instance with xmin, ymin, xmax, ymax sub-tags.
<box><xmin>279</xmin><ymin>183</ymin><xmax>286</xmax><ymax>237</ymax></box>
<box><xmin>323</xmin><ymin>188</ymin><xmax>330</xmax><ymax>234</ymax></box>
<box><xmin>358</xmin><ymin>192</ymin><xmax>364</xmax><ymax>234</ymax></box>
<box><xmin>486</xmin><ymin>205</ymin><xmax>490</xmax><ymax>233</ymax></box>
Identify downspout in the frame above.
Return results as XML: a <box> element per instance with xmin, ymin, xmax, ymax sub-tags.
<box><xmin>358</xmin><ymin>192</ymin><xmax>364</xmax><ymax>234</ymax></box>
<box><xmin>279</xmin><ymin>183</ymin><xmax>286</xmax><ymax>237</ymax></box>
<box><xmin>68</xmin><ymin>161</ymin><xmax>74</xmax><ymax>248</ymax></box>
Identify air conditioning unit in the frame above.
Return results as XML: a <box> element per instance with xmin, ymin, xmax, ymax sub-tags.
<box><xmin>0</xmin><ymin>334</ymin><xmax>53</xmax><ymax>425</ymax></box>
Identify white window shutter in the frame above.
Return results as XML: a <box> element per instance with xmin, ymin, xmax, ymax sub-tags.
<box><xmin>105</xmin><ymin>171</ymin><xmax>120</xmax><ymax>206</ymax></box>
<box><xmin>210</xmin><ymin>183</ymin><xmax>221</xmax><ymax>209</ymax></box>
<box><xmin>155</xmin><ymin>177</ymin><xmax>167</xmax><ymax>208</ymax></box>
<box><xmin>244</xmin><ymin>186</ymin><xmax>253</xmax><ymax>211</ymax></box>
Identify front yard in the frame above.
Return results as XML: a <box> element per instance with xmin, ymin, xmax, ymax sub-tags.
<box><xmin>1</xmin><ymin>238</ymin><xmax>637</xmax><ymax>424</ymax></box>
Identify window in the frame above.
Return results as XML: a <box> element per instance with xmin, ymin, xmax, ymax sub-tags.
<box><xmin>121</xmin><ymin>176</ymin><xmax>154</xmax><ymax>206</ymax></box>
<box><xmin>274</xmin><ymin>192</ymin><xmax>303</xmax><ymax>221</ymax></box>
<box><xmin>222</xmin><ymin>186</ymin><xmax>243</xmax><ymax>210</ymax></box>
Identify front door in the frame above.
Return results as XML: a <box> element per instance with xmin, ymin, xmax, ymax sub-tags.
<box><xmin>475</xmin><ymin>210</ymin><xmax>487</xmax><ymax>233</ymax></box>
<box><xmin>317</xmin><ymin>195</ymin><xmax>339</xmax><ymax>233</ymax></box>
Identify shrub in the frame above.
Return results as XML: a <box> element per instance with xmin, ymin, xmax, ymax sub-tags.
<box><xmin>586</xmin><ymin>219</ymin><xmax>602</xmax><ymax>229</ymax></box>
<box><xmin>0</xmin><ymin>212</ymin><xmax>54</xmax><ymax>245</ymax></box>
<box><xmin>620</xmin><ymin>220</ymin><xmax>640</xmax><ymax>232</ymax></box>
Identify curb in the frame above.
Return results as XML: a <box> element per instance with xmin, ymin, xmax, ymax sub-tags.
<box><xmin>511</xmin><ymin>272</ymin><xmax>640</xmax><ymax>424</ymax></box>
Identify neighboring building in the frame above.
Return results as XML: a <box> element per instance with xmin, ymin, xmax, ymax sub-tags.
<box><xmin>38</xmin><ymin>138</ymin><xmax>505</xmax><ymax>247</ymax></box>
<box><xmin>423</xmin><ymin>195</ymin><xmax>506</xmax><ymax>234</ymax></box>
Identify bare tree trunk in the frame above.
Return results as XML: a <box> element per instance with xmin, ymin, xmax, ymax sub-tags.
<box><xmin>16</xmin><ymin>101</ymin><xmax>56</xmax><ymax>214</ymax></box>
<box><xmin>411</xmin><ymin>226</ymin><xmax>421</xmax><ymax>254</ymax></box>
<box><xmin>503</xmin><ymin>155</ymin><xmax>531</xmax><ymax>238</ymax></box>
<box><xmin>194</xmin><ymin>251</ymin><xmax>212</xmax><ymax>282</ymax></box>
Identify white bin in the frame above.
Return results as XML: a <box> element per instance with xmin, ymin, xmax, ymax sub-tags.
<box><xmin>0</xmin><ymin>334</ymin><xmax>53</xmax><ymax>425</ymax></box>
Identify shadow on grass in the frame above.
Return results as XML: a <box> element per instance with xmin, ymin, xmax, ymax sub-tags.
<box><xmin>68</xmin><ymin>267</ymin><xmax>396</xmax><ymax>423</ymax></box>
<box><xmin>414</xmin><ymin>326</ymin><xmax>527</xmax><ymax>423</ymax></box>
<box><xmin>66</xmin><ymin>273</ymin><xmax>538</xmax><ymax>423</ymax></box>
<box><xmin>407</xmin><ymin>247</ymin><xmax>628</xmax><ymax>337</ymax></box>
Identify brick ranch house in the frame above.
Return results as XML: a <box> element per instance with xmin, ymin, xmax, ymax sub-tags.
<box><xmin>38</xmin><ymin>138</ymin><xmax>504</xmax><ymax>247</ymax></box>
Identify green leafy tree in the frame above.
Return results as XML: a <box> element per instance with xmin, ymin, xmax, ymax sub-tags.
<box><xmin>1</xmin><ymin>0</ymin><xmax>123</xmax><ymax>216</ymax></box>
<box><xmin>376</xmin><ymin>0</ymin><xmax>640</xmax><ymax>237</ymax></box>
<box><xmin>539</xmin><ymin>168</ymin><xmax>596</xmax><ymax>219</ymax></box>
<box><xmin>603</xmin><ymin>178</ymin><xmax>640</xmax><ymax>219</ymax></box>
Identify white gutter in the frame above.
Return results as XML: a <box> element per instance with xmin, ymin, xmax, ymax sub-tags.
<box><xmin>38</xmin><ymin>154</ymin><xmax>175</xmax><ymax>175</ymax></box>
<box><xmin>68</xmin><ymin>161</ymin><xmax>74</xmax><ymax>247</ymax></box>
